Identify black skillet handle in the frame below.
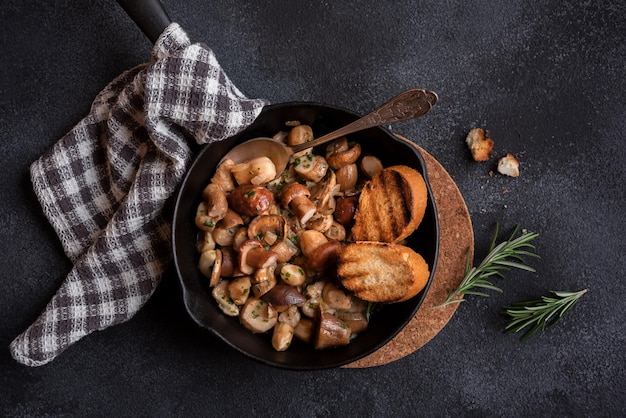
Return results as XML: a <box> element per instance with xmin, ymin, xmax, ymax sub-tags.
<box><xmin>116</xmin><ymin>0</ymin><xmax>172</xmax><ymax>44</ymax></box>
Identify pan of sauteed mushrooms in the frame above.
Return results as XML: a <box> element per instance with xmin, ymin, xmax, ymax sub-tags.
<box><xmin>172</xmin><ymin>102</ymin><xmax>439</xmax><ymax>370</ymax></box>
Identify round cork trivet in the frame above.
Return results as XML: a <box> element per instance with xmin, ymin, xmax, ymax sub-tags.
<box><xmin>344</xmin><ymin>139</ymin><xmax>474</xmax><ymax>368</ymax></box>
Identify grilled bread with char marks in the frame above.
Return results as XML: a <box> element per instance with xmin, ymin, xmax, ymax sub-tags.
<box><xmin>337</xmin><ymin>241</ymin><xmax>430</xmax><ymax>303</ymax></box>
<box><xmin>351</xmin><ymin>165</ymin><xmax>427</xmax><ymax>243</ymax></box>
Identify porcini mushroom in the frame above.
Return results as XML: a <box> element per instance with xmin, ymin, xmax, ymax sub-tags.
<box><xmin>307</xmin><ymin>240</ymin><xmax>341</xmax><ymax>272</ymax></box>
<box><xmin>211</xmin><ymin>159</ymin><xmax>236</xmax><ymax>193</ymax></box>
<box><xmin>201</xmin><ymin>183</ymin><xmax>228</xmax><ymax>219</ymax></box>
<box><xmin>335</xmin><ymin>163</ymin><xmax>358</xmax><ymax>191</ymax></box>
<box><xmin>287</xmin><ymin>124</ymin><xmax>314</xmax><ymax>146</ymax></box>
<box><xmin>238</xmin><ymin>240</ymin><xmax>279</xmax><ymax>275</ymax></box>
<box><xmin>280</xmin><ymin>182</ymin><xmax>317</xmax><ymax>225</ymax></box>
<box><xmin>247</xmin><ymin>215</ymin><xmax>287</xmax><ymax>244</ymax></box>
<box><xmin>314</xmin><ymin>311</ymin><xmax>351</xmax><ymax>349</ymax></box>
<box><xmin>325</xmin><ymin>138</ymin><xmax>361</xmax><ymax>169</ymax></box>
<box><xmin>227</xmin><ymin>276</ymin><xmax>252</xmax><ymax>305</ymax></box>
<box><xmin>293</xmin><ymin>152</ymin><xmax>329</xmax><ymax>183</ymax></box>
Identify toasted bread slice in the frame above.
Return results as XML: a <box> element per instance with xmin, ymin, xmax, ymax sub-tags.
<box><xmin>337</xmin><ymin>242</ymin><xmax>430</xmax><ymax>303</ymax></box>
<box><xmin>351</xmin><ymin>165</ymin><xmax>427</xmax><ymax>243</ymax></box>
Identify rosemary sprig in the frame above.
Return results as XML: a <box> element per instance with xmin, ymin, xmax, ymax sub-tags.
<box><xmin>442</xmin><ymin>224</ymin><xmax>539</xmax><ymax>306</ymax></box>
<box><xmin>503</xmin><ymin>289</ymin><xmax>588</xmax><ymax>340</ymax></box>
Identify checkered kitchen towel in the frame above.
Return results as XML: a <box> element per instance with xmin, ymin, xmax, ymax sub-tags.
<box><xmin>10</xmin><ymin>23</ymin><xmax>268</xmax><ymax>366</ymax></box>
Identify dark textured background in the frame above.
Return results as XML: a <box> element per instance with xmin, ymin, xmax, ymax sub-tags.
<box><xmin>1</xmin><ymin>0</ymin><xmax>624</xmax><ymax>416</ymax></box>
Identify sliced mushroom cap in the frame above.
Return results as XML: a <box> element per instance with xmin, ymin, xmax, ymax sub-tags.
<box><xmin>196</xmin><ymin>230</ymin><xmax>216</xmax><ymax>253</ymax></box>
<box><xmin>240</xmin><ymin>297</ymin><xmax>278</xmax><ymax>333</ymax></box>
<box><xmin>247</xmin><ymin>215</ymin><xmax>287</xmax><ymax>243</ymax></box>
<box><xmin>209</xmin><ymin>249</ymin><xmax>223</xmax><ymax>287</ymax></box>
<box><xmin>212</xmin><ymin>226</ymin><xmax>238</xmax><ymax>247</ymax></box>
<box><xmin>314</xmin><ymin>311</ymin><xmax>351</xmax><ymax>349</ymax></box>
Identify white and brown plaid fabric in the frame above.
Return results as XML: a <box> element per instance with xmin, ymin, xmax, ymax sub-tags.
<box><xmin>10</xmin><ymin>23</ymin><xmax>267</xmax><ymax>366</ymax></box>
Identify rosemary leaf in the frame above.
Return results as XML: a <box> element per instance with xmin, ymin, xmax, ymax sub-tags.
<box><xmin>503</xmin><ymin>289</ymin><xmax>588</xmax><ymax>340</ymax></box>
<box><xmin>442</xmin><ymin>224</ymin><xmax>539</xmax><ymax>306</ymax></box>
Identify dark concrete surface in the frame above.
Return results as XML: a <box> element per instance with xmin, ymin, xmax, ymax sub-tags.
<box><xmin>1</xmin><ymin>0</ymin><xmax>624</xmax><ymax>416</ymax></box>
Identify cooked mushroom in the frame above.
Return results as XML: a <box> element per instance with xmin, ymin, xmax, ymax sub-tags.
<box><xmin>220</xmin><ymin>209</ymin><xmax>244</xmax><ymax>229</ymax></box>
<box><xmin>314</xmin><ymin>311</ymin><xmax>351</xmax><ymax>349</ymax></box>
<box><xmin>227</xmin><ymin>276</ymin><xmax>252</xmax><ymax>305</ymax></box>
<box><xmin>333</xmin><ymin>196</ymin><xmax>358</xmax><ymax>227</ymax></box>
<box><xmin>335</xmin><ymin>311</ymin><xmax>368</xmax><ymax>334</ymax></box>
<box><xmin>293</xmin><ymin>317</ymin><xmax>315</xmax><ymax>343</ymax></box>
<box><xmin>293</xmin><ymin>152</ymin><xmax>329</xmax><ymax>183</ymax></box>
<box><xmin>310</xmin><ymin>171</ymin><xmax>339</xmax><ymax>215</ymax></box>
<box><xmin>322</xmin><ymin>281</ymin><xmax>352</xmax><ymax>310</ymax></box>
<box><xmin>298</xmin><ymin>230</ymin><xmax>328</xmax><ymax>257</ymax></box>
<box><xmin>270</xmin><ymin>238</ymin><xmax>300</xmax><ymax>263</ymax></box>
<box><xmin>278</xmin><ymin>305</ymin><xmax>301</xmax><ymax>328</ymax></box>
<box><xmin>262</xmin><ymin>284</ymin><xmax>307</xmax><ymax>310</ymax></box>
<box><xmin>307</xmin><ymin>240</ymin><xmax>341</xmax><ymax>272</ymax></box>
<box><xmin>252</xmin><ymin>265</ymin><xmax>277</xmax><ymax>297</ymax></box>
<box><xmin>212</xmin><ymin>280</ymin><xmax>239</xmax><ymax>317</ymax></box>
<box><xmin>247</xmin><ymin>215</ymin><xmax>287</xmax><ymax>244</ymax></box>
<box><xmin>287</xmin><ymin>124</ymin><xmax>314</xmax><ymax>146</ymax></box>
<box><xmin>306</xmin><ymin>213</ymin><xmax>334</xmax><ymax>233</ymax></box>
<box><xmin>201</xmin><ymin>183</ymin><xmax>228</xmax><ymax>219</ymax></box>
<box><xmin>359</xmin><ymin>155</ymin><xmax>383</xmax><ymax>179</ymax></box>
<box><xmin>212</xmin><ymin>226</ymin><xmax>238</xmax><ymax>247</ymax></box>
<box><xmin>211</xmin><ymin>159</ymin><xmax>236</xmax><ymax>193</ymax></box>
<box><xmin>325</xmin><ymin>138</ymin><xmax>361</xmax><ymax>169</ymax></box>
<box><xmin>196</xmin><ymin>231</ymin><xmax>216</xmax><ymax>253</ymax></box>
<box><xmin>220</xmin><ymin>247</ymin><xmax>237</xmax><ymax>277</ymax></box>
<box><xmin>195</xmin><ymin>202</ymin><xmax>219</xmax><ymax>232</ymax></box>
<box><xmin>198</xmin><ymin>250</ymin><xmax>217</xmax><ymax>280</ymax></box>
<box><xmin>238</xmin><ymin>240</ymin><xmax>279</xmax><ymax>275</ymax></box>
<box><xmin>228</xmin><ymin>184</ymin><xmax>275</xmax><ymax>217</ymax></box>
<box><xmin>335</xmin><ymin>163</ymin><xmax>358</xmax><ymax>191</ymax></box>
<box><xmin>279</xmin><ymin>263</ymin><xmax>306</xmax><ymax>286</ymax></box>
<box><xmin>280</xmin><ymin>182</ymin><xmax>316</xmax><ymax>225</ymax></box>
<box><xmin>271</xmin><ymin>322</ymin><xmax>295</xmax><ymax>351</ymax></box>
<box><xmin>240</xmin><ymin>297</ymin><xmax>278</xmax><ymax>333</ymax></box>
<box><xmin>232</xmin><ymin>227</ymin><xmax>249</xmax><ymax>251</ymax></box>
<box><xmin>231</xmin><ymin>156</ymin><xmax>277</xmax><ymax>185</ymax></box>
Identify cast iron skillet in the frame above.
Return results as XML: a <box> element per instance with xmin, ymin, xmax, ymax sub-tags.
<box><xmin>172</xmin><ymin>103</ymin><xmax>440</xmax><ymax>369</ymax></box>
<box><xmin>117</xmin><ymin>0</ymin><xmax>440</xmax><ymax>369</ymax></box>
